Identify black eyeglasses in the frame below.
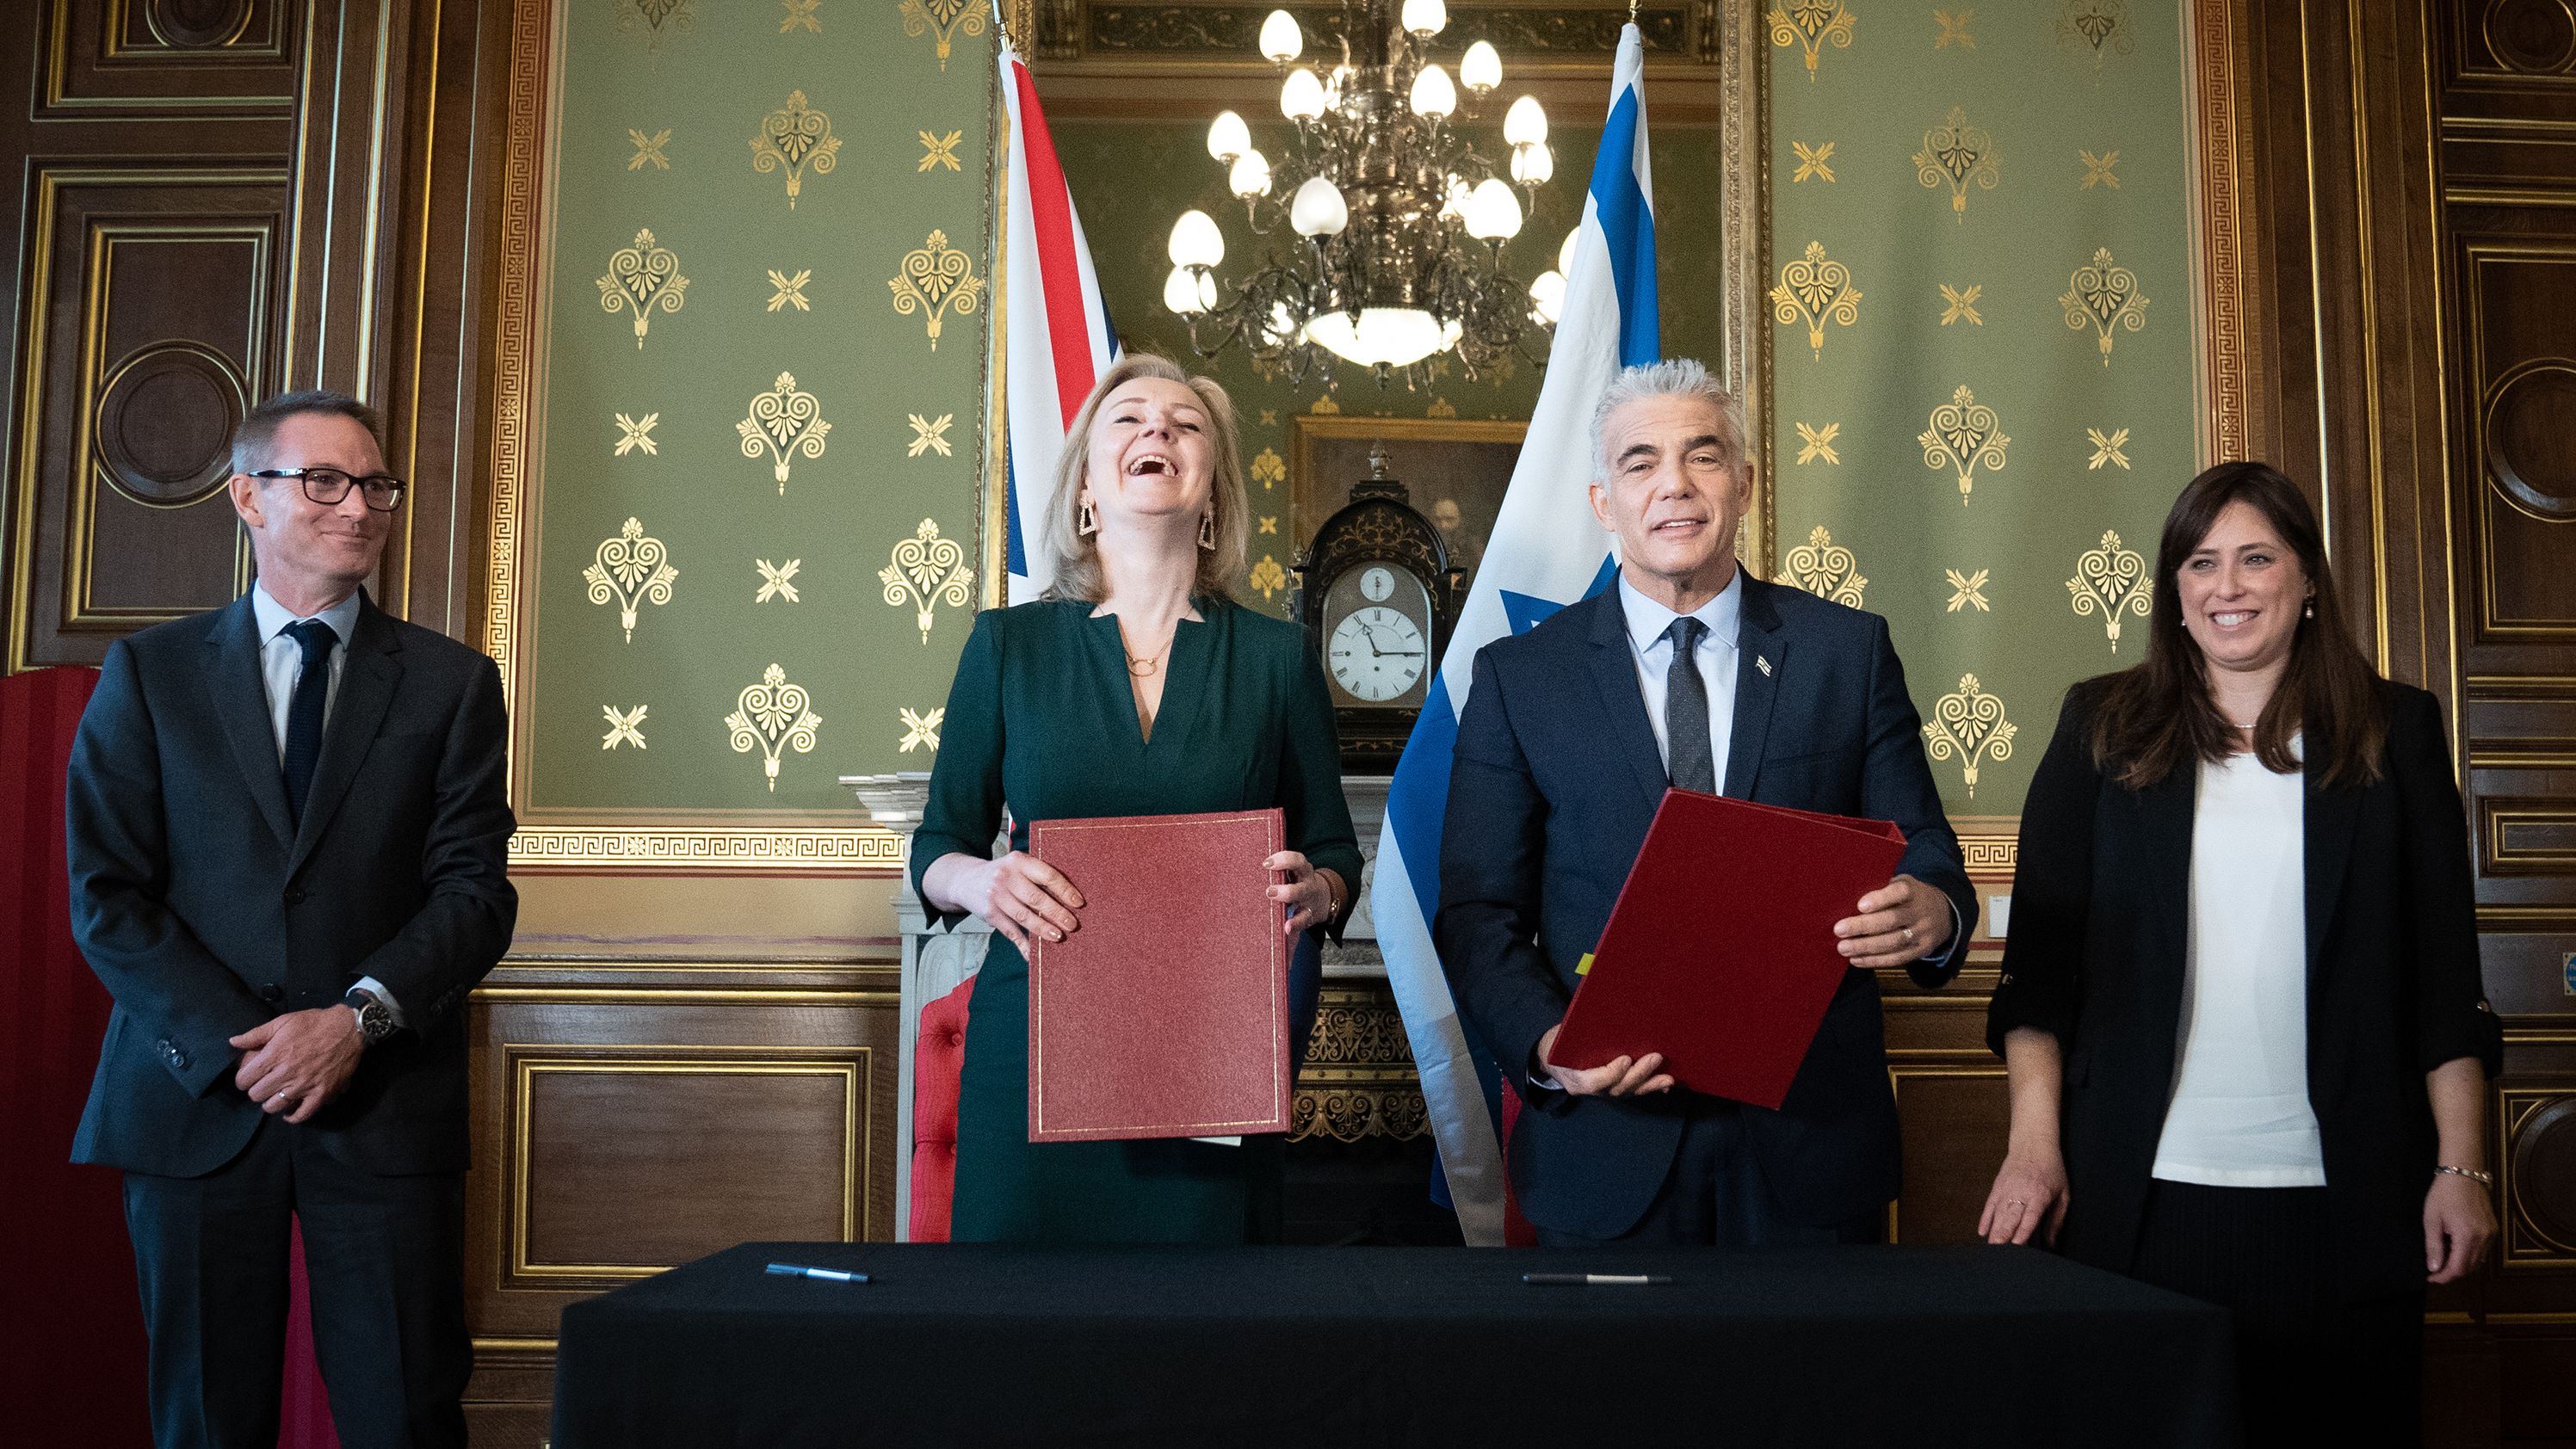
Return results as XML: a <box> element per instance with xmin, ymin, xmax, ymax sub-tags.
<box><xmin>250</xmin><ymin>466</ymin><xmax>407</xmax><ymax>513</ymax></box>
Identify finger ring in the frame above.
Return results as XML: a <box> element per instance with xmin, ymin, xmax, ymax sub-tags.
<box><xmin>1901</xmin><ymin>926</ymin><xmax>1916</xmax><ymax>945</ymax></box>
<box><xmin>2007</xmin><ymin>1199</ymin><xmax>2025</xmax><ymax>1208</ymax></box>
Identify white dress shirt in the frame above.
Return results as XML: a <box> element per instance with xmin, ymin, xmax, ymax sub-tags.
<box><xmin>1615</xmin><ymin>570</ymin><xmax>1742</xmax><ymax>792</ymax></box>
<box><xmin>249</xmin><ymin>583</ymin><xmax>404</xmax><ymax>1027</ymax></box>
<box><xmin>2151</xmin><ymin>740</ymin><xmax>2325</xmax><ymax>1187</ymax></box>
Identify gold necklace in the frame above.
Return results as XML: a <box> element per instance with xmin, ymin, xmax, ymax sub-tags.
<box><xmin>1121</xmin><ymin>626</ymin><xmax>1173</xmax><ymax>678</ymax></box>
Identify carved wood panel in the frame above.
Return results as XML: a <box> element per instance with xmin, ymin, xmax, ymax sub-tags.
<box><xmin>36</xmin><ymin>0</ymin><xmax>297</xmax><ymax>118</ymax></box>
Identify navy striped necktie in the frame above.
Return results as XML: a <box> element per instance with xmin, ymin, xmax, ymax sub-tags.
<box><xmin>281</xmin><ymin>619</ymin><xmax>338</xmax><ymax>822</ymax></box>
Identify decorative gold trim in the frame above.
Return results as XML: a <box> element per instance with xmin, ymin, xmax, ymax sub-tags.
<box><xmin>2188</xmin><ymin>0</ymin><xmax>2254</xmax><ymax>465</ymax></box>
<box><xmin>46</xmin><ymin>0</ymin><xmax>292</xmax><ymax>113</ymax></box>
<box><xmin>507</xmin><ymin>827</ymin><xmax>904</xmax><ymax>870</ymax></box>
<box><xmin>508</xmin><ymin>1050</ymin><xmax>868</xmax><ymax>1279</ymax></box>
<box><xmin>476</xmin><ymin>987</ymin><xmax>899</xmax><ymax>1004</ymax></box>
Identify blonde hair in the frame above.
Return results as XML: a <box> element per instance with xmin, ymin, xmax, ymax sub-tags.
<box><xmin>1040</xmin><ymin>354</ymin><xmax>1251</xmax><ymax>604</ymax></box>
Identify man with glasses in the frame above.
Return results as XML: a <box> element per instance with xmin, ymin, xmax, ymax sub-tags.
<box><xmin>65</xmin><ymin>390</ymin><xmax>515</xmax><ymax>1448</ymax></box>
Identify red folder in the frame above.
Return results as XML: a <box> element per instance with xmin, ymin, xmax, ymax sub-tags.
<box><xmin>1547</xmin><ymin>790</ymin><xmax>1907</xmax><ymax>1109</ymax></box>
<box><xmin>1025</xmin><ymin>808</ymin><xmax>1290</xmax><ymax>1142</ymax></box>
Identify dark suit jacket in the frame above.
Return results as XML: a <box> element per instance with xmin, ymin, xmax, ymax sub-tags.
<box><xmin>1986</xmin><ymin>677</ymin><xmax>2503</xmax><ymax>1298</ymax></box>
<box><xmin>1436</xmin><ymin>577</ymin><xmax>1975</xmax><ymax>1237</ymax></box>
<box><xmin>68</xmin><ymin>591</ymin><xmax>516</xmax><ymax>1179</ymax></box>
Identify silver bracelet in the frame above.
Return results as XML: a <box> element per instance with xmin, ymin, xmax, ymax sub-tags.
<box><xmin>2433</xmin><ymin>1164</ymin><xmax>2494</xmax><ymax>1189</ymax></box>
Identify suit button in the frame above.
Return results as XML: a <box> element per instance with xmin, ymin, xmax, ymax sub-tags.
<box><xmin>285</xmin><ymin>888</ymin><xmax>307</xmax><ymax>905</ymax></box>
<box><xmin>1998</xmin><ymin>973</ymin><xmax>2014</xmax><ymax>987</ymax></box>
<box><xmin>259</xmin><ymin>983</ymin><xmax>285</xmax><ymax>1005</ymax></box>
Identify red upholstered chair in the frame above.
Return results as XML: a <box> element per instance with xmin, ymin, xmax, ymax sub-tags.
<box><xmin>1498</xmin><ymin>1087</ymin><xmax>1537</xmax><ymax>1247</ymax></box>
<box><xmin>908</xmin><ymin>975</ymin><xmax>977</xmax><ymax>1242</ymax></box>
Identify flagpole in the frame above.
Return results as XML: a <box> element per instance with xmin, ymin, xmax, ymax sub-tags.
<box><xmin>979</xmin><ymin>3</ymin><xmax>1013</xmax><ymax>607</ymax></box>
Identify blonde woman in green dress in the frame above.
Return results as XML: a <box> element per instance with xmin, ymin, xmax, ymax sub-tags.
<box><xmin>911</xmin><ymin>354</ymin><xmax>1363</xmax><ymax>1243</ymax></box>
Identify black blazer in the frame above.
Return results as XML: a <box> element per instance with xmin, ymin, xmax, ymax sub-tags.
<box><xmin>68</xmin><ymin>591</ymin><xmax>517</xmax><ymax>1179</ymax></box>
<box><xmin>1987</xmin><ymin>677</ymin><xmax>2502</xmax><ymax>1297</ymax></box>
<box><xmin>1436</xmin><ymin>577</ymin><xmax>1974</xmax><ymax>1237</ymax></box>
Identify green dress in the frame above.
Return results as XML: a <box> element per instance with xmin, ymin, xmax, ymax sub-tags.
<box><xmin>910</xmin><ymin>598</ymin><xmax>1363</xmax><ymax>1243</ymax></box>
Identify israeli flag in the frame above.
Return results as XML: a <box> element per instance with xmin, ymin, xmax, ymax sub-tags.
<box><xmin>1370</xmin><ymin>23</ymin><xmax>1660</xmax><ymax>1246</ymax></box>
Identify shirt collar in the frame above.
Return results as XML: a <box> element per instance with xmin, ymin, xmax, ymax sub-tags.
<box><xmin>1617</xmin><ymin>567</ymin><xmax>1742</xmax><ymax>657</ymax></box>
<box><xmin>251</xmin><ymin>582</ymin><xmax>364</xmax><ymax>648</ymax></box>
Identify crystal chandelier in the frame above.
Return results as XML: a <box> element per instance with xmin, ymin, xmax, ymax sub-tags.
<box><xmin>1160</xmin><ymin>0</ymin><xmax>1564</xmax><ymax>385</ymax></box>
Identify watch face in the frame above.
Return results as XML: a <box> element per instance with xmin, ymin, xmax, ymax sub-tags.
<box><xmin>1359</xmin><ymin>565</ymin><xmax>1395</xmax><ymax>602</ymax></box>
<box><xmin>1328</xmin><ymin>607</ymin><xmax>1429</xmax><ymax>702</ymax></box>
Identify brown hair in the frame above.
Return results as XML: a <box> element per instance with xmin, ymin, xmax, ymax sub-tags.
<box><xmin>232</xmin><ymin>389</ymin><xmax>384</xmax><ymax>475</ymax></box>
<box><xmin>2089</xmin><ymin>460</ymin><xmax>2386</xmax><ymax>790</ymax></box>
<box><xmin>1039</xmin><ymin>354</ymin><xmax>1250</xmax><ymax>604</ymax></box>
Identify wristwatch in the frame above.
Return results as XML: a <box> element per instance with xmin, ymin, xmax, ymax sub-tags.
<box><xmin>344</xmin><ymin>987</ymin><xmax>397</xmax><ymax>1046</ymax></box>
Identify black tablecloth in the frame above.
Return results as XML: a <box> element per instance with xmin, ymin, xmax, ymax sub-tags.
<box><xmin>551</xmin><ymin>1243</ymin><xmax>2237</xmax><ymax>1448</ymax></box>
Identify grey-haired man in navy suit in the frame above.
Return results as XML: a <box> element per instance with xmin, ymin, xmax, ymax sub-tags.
<box><xmin>67</xmin><ymin>391</ymin><xmax>515</xmax><ymax>1447</ymax></box>
<box><xmin>1436</xmin><ymin>359</ymin><xmax>1974</xmax><ymax>1247</ymax></box>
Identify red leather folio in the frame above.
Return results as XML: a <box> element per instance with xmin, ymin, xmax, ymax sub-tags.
<box><xmin>1548</xmin><ymin>790</ymin><xmax>1907</xmax><ymax>1110</ymax></box>
<box><xmin>1025</xmin><ymin>808</ymin><xmax>1290</xmax><ymax>1142</ymax></box>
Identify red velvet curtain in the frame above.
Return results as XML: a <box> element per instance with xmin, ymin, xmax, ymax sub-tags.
<box><xmin>1</xmin><ymin>667</ymin><xmax>339</xmax><ymax>1447</ymax></box>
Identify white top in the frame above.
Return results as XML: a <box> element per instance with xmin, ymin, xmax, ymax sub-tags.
<box><xmin>2151</xmin><ymin>739</ymin><xmax>2323</xmax><ymax>1187</ymax></box>
<box><xmin>1615</xmin><ymin>569</ymin><xmax>1740</xmax><ymax>789</ymax></box>
<box><xmin>248</xmin><ymin>583</ymin><xmax>405</xmax><ymax>1027</ymax></box>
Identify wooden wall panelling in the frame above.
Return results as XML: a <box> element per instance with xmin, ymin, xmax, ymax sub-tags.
<box><xmin>462</xmin><ymin>962</ymin><xmax>902</xmax><ymax>1443</ymax></box>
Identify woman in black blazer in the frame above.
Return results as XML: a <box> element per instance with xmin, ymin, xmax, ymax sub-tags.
<box><xmin>1980</xmin><ymin>462</ymin><xmax>2501</xmax><ymax>1446</ymax></box>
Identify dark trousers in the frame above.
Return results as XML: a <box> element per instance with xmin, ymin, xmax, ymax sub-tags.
<box><xmin>2130</xmin><ymin>1180</ymin><xmax>2424</xmax><ymax>1449</ymax></box>
<box><xmin>1533</xmin><ymin>1097</ymin><xmax>1885</xmax><ymax>1248</ymax></box>
<box><xmin>121</xmin><ymin>1115</ymin><xmax>469</xmax><ymax>1449</ymax></box>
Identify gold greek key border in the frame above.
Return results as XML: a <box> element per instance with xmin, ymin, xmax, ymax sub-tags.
<box><xmin>508</xmin><ymin>826</ymin><xmax>906</xmax><ymax>871</ymax></box>
<box><xmin>2189</xmin><ymin>0</ymin><xmax>2255</xmax><ymax>464</ymax></box>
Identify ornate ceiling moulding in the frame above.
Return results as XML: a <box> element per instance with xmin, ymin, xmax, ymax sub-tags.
<box><xmin>1028</xmin><ymin>0</ymin><xmax>1725</xmax><ymax>120</ymax></box>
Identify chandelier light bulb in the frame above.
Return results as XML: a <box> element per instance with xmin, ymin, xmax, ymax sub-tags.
<box><xmin>1164</xmin><ymin>266</ymin><xmax>1209</xmax><ymax>316</ymax></box>
<box><xmin>1460</xmin><ymin>40</ymin><xmax>1502</xmax><ymax>94</ymax></box>
<box><xmin>1258</xmin><ymin>9</ymin><xmax>1303</xmax><ymax>64</ymax></box>
<box><xmin>1289</xmin><ymin>176</ymin><xmax>1350</xmax><ymax>237</ymax></box>
<box><xmin>1206</xmin><ymin>110</ymin><xmax>1251</xmax><ymax>162</ymax></box>
<box><xmin>1409</xmin><ymin>64</ymin><xmax>1456</xmax><ymax>119</ymax></box>
<box><xmin>1168</xmin><ymin>209</ymin><xmax>1225</xmax><ymax>268</ymax></box>
<box><xmin>1280</xmin><ymin>66</ymin><xmax>1326</xmax><ymax>120</ymax></box>
<box><xmin>1528</xmin><ymin>269</ymin><xmax>1565</xmax><ymax>326</ymax></box>
<box><xmin>1503</xmin><ymin>94</ymin><xmax>1548</xmax><ymax>146</ymax></box>
<box><xmin>1439</xmin><ymin>174</ymin><xmax>1471</xmax><ymax>222</ymax></box>
<box><xmin>1559</xmin><ymin>225</ymin><xmax>1581</xmax><ymax>276</ymax></box>
<box><xmin>1230</xmin><ymin>149</ymin><xmax>1274</xmax><ymax>199</ymax></box>
<box><xmin>1510</xmin><ymin>141</ymin><xmax>1554</xmax><ymax>187</ymax></box>
<box><xmin>1465</xmin><ymin>176</ymin><xmax>1523</xmax><ymax>240</ymax></box>
<box><xmin>1400</xmin><ymin>0</ymin><xmax>1447</xmax><ymax>36</ymax></box>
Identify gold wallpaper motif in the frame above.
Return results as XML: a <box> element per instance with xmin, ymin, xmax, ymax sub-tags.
<box><xmin>766</xmin><ymin>268</ymin><xmax>812</xmax><ymax>312</ymax></box>
<box><xmin>2059</xmin><ymin>0</ymin><xmax>2134</xmax><ymax>69</ymax></box>
<box><xmin>1914</xmin><ymin>107</ymin><xmax>1998</xmax><ymax>220</ymax></box>
<box><xmin>1251</xmin><ymin>557</ymin><xmax>1287</xmax><ymax>600</ymax></box>
<box><xmin>887</xmin><ymin>229</ymin><xmax>983</xmax><ymax>349</ymax></box>
<box><xmin>584</xmin><ymin>517</ymin><xmax>678</xmax><ymax>643</ymax></box>
<box><xmin>2079</xmin><ymin>148</ymin><xmax>2119</xmax><ymax>189</ymax></box>
<box><xmin>2061</xmin><ymin>246</ymin><xmax>2148</xmax><ymax>364</ymax></box>
<box><xmin>755</xmin><ymin>558</ymin><xmax>803</xmax><ymax>604</ymax></box>
<box><xmin>627</xmin><ymin>128</ymin><xmax>671</xmax><ymax>171</ymax></box>
<box><xmin>907</xmin><ymin>412</ymin><xmax>954</xmax><ymax>457</ymax></box>
<box><xmin>738</xmin><ymin>372</ymin><xmax>831</xmax><ymax>492</ymax></box>
<box><xmin>1772</xmin><ymin>240</ymin><xmax>1863</xmax><ymax>360</ymax></box>
<box><xmin>602</xmin><ymin>705</ymin><xmax>649</xmax><ymax>750</ymax></box>
<box><xmin>880</xmin><ymin>517</ymin><xmax>973</xmax><ymax>644</ymax></box>
<box><xmin>898</xmin><ymin>0</ymin><xmax>987</xmax><ymax>71</ymax></box>
<box><xmin>1918</xmin><ymin>384</ymin><xmax>2010</xmax><ymax>504</ymax></box>
<box><xmin>617</xmin><ymin>0</ymin><xmax>695</xmax><ymax>54</ymax></box>
<box><xmin>1923</xmin><ymin>674</ymin><xmax>2017</xmax><ymax>798</ymax></box>
<box><xmin>781</xmin><ymin>0</ymin><xmax>822</xmax><ymax>33</ymax></box>
<box><xmin>1938</xmin><ymin>283</ymin><xmax>1982</xmax><ymax>326</ymax></box>
<box><xmin>1792</xmin><ymin>140</ymin><xmax>1837</xmax><ymax>183</ymax></box>
<box><xmin>750</xmin><ymin>91</ymin><xmax>841</xmax><ymax>209</ymax></box>
<box><xmin>1944</xmin><ymin>568</ymin><xmax>1991</xmax><ymax>613</ymax></box>
<box><xmin>1933</xmin><ymin>9</ymin><xmax>1974</xmax><ymax>47</ymax></box>
<box><xmin>917</xmin><ymin>129</ymin><xmax>963</xmax><ymax>172</ymax></box>
<box><xmin>2066</xmin><ymin>529</ymin><xmax>2151</xmax><ymax>651</ymax></box>
<box><xmin>898</xmin><ymin>706</ymin><xmax>943</xmax><ymax>753</ymax></box>
<box><xmin>1784</xmin><ymin>526</ymin><xmax>1868</xmax><ymax>607</ymax></box>
<box><xmin>725</xmin><ymin>663</ymin><xmax>824</xmax><ymax>792</ymax></box>
<box><xmin>597</xmin><ymin>229</ymin><xmax>689</xmax><ymax>349</ymax></box>
<box><xmin>1251</xmin><ymin>447</ymin><xmax>1286</xmax><ymax>490</ymax></box>
<box><xmin>614</xmin><ymin>411</ymin><xmax>660</xmax><ymax>456</ymax></box>
<box><xmin>2085</xmin><ymin>426</ymin><xmax>2130</xmax><ymax>469</ymax></box>
<box><xmin>1769</xmin><ymin>1</ymin><xmax>1856</xmax><ymax>82</ymax></box>
<box><xmin>1795</xmin><ymin>421</ymin><xmax>1843</xmax><ymax>465</ymax></box>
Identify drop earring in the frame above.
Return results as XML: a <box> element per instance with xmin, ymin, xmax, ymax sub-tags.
<box><xmin>1078</xmin><ymin>498</ymin><xmax>1097</xmax><ymax>536</ymax></box>
<box><xmin>1198</xmin><ymin>509</ymin><xmax>1217</xmax><ymax>551</ymax></box>
<box><xmin>2304</xmin><ymin>598</ymin><xmax>2314</xmax><ymax>620</ymax></box>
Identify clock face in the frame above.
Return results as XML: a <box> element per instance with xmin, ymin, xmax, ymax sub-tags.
<box><xmin>1328</xmin><ymin>607</ymin><xmax>1429</xmax><ymax>703</ymax></box>
<box><xmin>1359</xmin><ymin>565</ymin><xmax>1396</xmax><ymax>602</ymax></box>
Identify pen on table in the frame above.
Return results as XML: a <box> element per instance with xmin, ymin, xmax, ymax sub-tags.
<box><xmin>1521</xmin><ymin>1273</ymin><xmax>1673</xmax><ymax>1286</ymax></box>
<box><xmin>766</xmin><ymin>1262</ymin><xmax>868</xmax><ymax>1283</ymax></box>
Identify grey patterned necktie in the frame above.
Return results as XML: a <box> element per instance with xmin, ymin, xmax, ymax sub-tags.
<box><xmin>1662</xmin><ymin>615</ymin><xmax>1715</xmax><ymax>793</ymax></box>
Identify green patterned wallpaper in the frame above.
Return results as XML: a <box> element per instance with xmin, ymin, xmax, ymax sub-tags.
<box><xmin>1769</xmin><ymin>0</ymin><xmax>2197</xmax><ymax>819</ymax></box>
<box><xmin>1055</xmin><ymin>118</ymin><xmax>1733</xmax><ymax>619</ymax></box>
<box><xmin>521</xmin><ymin>0</ymin><xmax>994</xmax><ymax>816</ymax></box>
